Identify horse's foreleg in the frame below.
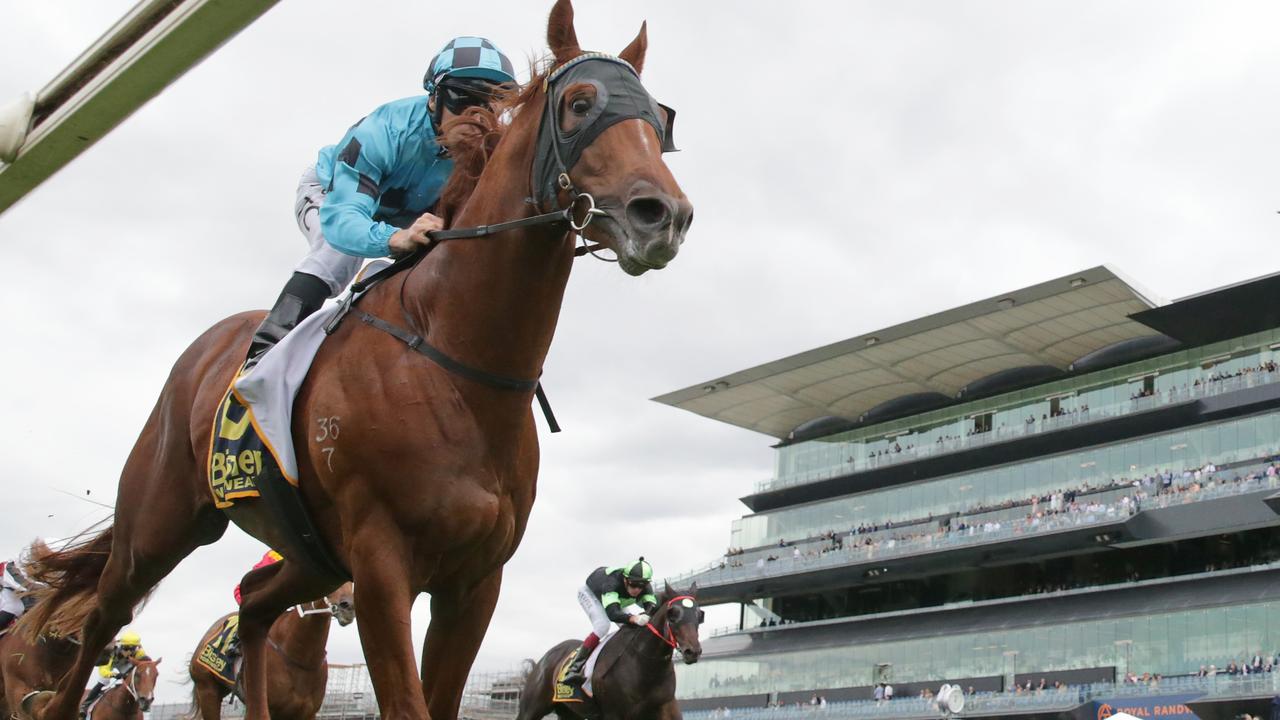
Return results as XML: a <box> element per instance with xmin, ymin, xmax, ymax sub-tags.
<box><xmin>419</xmin><ymin>569</ymin><xmax>502</xmax><ymax>719</ymax></box>
<box><xmin>236</xmin><ymin>560</ymin><xmax>332</xmax><ymax>720</ymax></box>
<box><xmin>350</xmin><ymin>533</ymin><xmax>428</xmax><ymax>720</ymax></box>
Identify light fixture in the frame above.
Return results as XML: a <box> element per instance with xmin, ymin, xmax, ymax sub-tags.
<box><xmin>1070</xmin><ymin>277</ymin><xmax>1087</xmax><ymax>288</ymax></box>
<box><xmin>997</xmin><ymin>298</ymin><xmax>1016</xmax><ymax>310</ymax></box>
<box><xmin>865</xmin><ymin>336</ymin><xmax>879</xmax><ymax>347</ymax></box>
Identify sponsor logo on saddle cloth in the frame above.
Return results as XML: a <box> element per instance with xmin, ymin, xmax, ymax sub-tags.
<box><xmin>553</xmin><ymin>633</ymin><xmax>618</xmax><ymax>703</ymax></box>
<box><xmin>205</xmin><ymin>296</ymin><xmax>351</xmax><ymax>510</ymax></box>
<box><xmin>195</xmin><ymin>615</ymin><xmax>240</xmax><ymax>687</ymax></box>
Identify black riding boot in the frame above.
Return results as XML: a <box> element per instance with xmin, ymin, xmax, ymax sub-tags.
<box><xmin>0</xmin><ymin>611</ymin><xmax>15</xmax><ymax>629</ymax></box>
<box><xmin>79</xmin><ymin>684</ymin><xmax>104</xmax><ymax>719</ymax></box>
<box><xmin>243</xmin><ymin>272</ymin><xmax>331</xmax><ymax>369</ymax></box>
<box><xmin>562</xmin><ymin>644</ymin><xmax>592</xmax><ymax>687</ymax></box>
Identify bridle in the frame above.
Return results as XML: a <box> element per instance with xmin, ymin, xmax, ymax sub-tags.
<box><xmin>332</xmin><ymin>51</ymin><xmax>677</xmax><ymax>432</ymax></box>
<box><xmin>292</xmin><ymin>598</ymin><xmax>339</xmax><ymax>617</ymax></box>
<box><xmin>118</xmin><ymin>661</ymin><xmax>154</xmax><ymax>708</ymax></box>
<box><xmin>645</xmin><ymin>595</ymin><xmax>698</xmax><ymax>652</ymax></box>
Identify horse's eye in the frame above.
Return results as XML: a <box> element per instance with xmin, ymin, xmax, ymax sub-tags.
<box><xmin>571</xmin><ymin>97</ymin><xmax>592</xmax><ymax>115</ymax></box>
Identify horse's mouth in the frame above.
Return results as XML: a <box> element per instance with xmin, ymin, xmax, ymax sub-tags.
<box><xmin>619</xmin><ymin>254</ymin><xmax>663</xmax><ymax>276</ymax></box>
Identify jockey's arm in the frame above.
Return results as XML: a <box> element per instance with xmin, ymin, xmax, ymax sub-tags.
<box><xmin>599</xmin><ymin>591</ymin><xmax>633</xmax><ymax>624</ymax></box>
<box><xmin>640</xmin><ymin>587</ymin><xmax>658</xmax><ymax>615</ymax></box>
<box><xmin>319</xmin><ymin>119</ymin><xmax>401</xmax><ymax>259</ymax></box>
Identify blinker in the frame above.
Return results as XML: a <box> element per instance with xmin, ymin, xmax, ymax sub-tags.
<box><xmin>532</xmin><ymin>53</ymin><xmax>679</xmax><ymax>206</ymax></box>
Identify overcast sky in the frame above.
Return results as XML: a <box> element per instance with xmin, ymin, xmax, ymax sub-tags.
<box><xmin>1</xmin><ymin>0</ymin><xmax>1279</xmax><ymax>705</ymax></box>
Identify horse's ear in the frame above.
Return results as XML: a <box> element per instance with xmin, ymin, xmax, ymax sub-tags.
<box><xmin>619</xmin><ymin>21</ymin><xmax>647</xmax><ymax>75</ymax></box>
<box><xmin>689</xmin><ymin>581</ymin><xmax>698</xmax><ymax>595</ymax></box>
<box><xmin>547</xmin><ymin>0</ymin><xmax>581</xmax><ymax>65</ymax></box>
<box><xmin>154</xmin><ymin>658</ymin><xmax>162</xmax><ymax>665</ymax></box>
<box><xmin>664</xmin><ymin>579</ymin><xmax>674</xmax><ymax>596</ymax></box>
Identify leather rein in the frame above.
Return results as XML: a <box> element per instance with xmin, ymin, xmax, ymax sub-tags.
<box><xmin>330</xmin><ymin>54</ymin><xmax>664</xmax><ymax>434</ymax></box>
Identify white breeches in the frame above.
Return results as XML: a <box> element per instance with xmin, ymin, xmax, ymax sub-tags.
<box><xmin>577</xmin><ymin>585</ymin><xmax>613</xmax><ymax>638</ymax></box>
<box><xmin>0</xmin><ymin>588</ymin><xmax>22</xmax><ymax>616</ymax></box>
<box><xmin>291</xmin><ymin>165</ymin><xmax>363</xmax><ymax>297</ymax></box>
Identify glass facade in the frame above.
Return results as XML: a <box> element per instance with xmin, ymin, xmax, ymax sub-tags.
<box><xmin>770</xmin><ymin>330</ymin><xmax>1280</xmax><ymax>490</ymax></box>
<box><xmin>733</xmin><ymin>410</ymin><xmax>1280</xmax><ymax>550</ymax></box>
<box><xmin>677</xmin><ymin>599</ymin><xmax>1280</xmax><ymax>699</ymax></box>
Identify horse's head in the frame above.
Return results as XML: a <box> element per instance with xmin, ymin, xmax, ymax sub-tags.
<box><xmin>128</xmin><ymin>658</ymin><xmax>160</xmax><ymax>712</ymax></box>
<box><xmin>326</xmin><ymin>582</ymin><xmax>356</xmax><ymax>626</ymax></box>
<box><xmin>657</xmin><ymin>582</ymin><xmax>703</xmax><ymax>664</ymax></box>
<box><xmin>537</xmin><ymin>0</ymin><xmax>693</xmax><ymax>276</ymax></box>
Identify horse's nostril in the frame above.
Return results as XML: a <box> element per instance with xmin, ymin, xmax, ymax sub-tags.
<box><xmin>626</xmin><ymin>196</ymin><xmax>671</xmax><ymax>230</ymax></box>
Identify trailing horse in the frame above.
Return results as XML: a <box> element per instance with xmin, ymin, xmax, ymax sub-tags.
<box><xmin>19</xmin><ymin>2</ymin><xmax>691</xmax><ymax>720</ymax></box>
<box><xmin>187</xmin><ymin>584</ymin><xmax>355</xmax><ymax>720</ymax></box>
<box><xmin>517</xmin><ymin>585</ymin><xmax>703</xmax><ymax>720</ymax></box>
<box><xmin>82</xmin><ymin>658</ymin><xmax>159</xmax><ymax>720</ymax></box>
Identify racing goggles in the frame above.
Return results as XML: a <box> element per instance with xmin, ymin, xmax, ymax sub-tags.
<box><xmin>436</xmin><ymin>79</ymin><xmax>507</xmax><ymax>115</ymax></box>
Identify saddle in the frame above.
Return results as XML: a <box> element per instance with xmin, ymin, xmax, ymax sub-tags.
<box><xmin>552</xmin><ymin>649</ymin><xmax>599</xmax><ymax>719</ymax></box>
<box><xmin>551</xmin><ymin>631</ymin><xmax>628</xmax><ymax>716</ymax></box>
<box><xmin>195</xmin><ymin>615</ymin><xmax>241</xmax><ymax>688</ymax></box>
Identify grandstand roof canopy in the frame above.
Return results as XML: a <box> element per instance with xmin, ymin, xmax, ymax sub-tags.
<box><xmin>653</xmin><ymin>266</ymin><xmax>1167</xmax><ymax>440</ymax></box>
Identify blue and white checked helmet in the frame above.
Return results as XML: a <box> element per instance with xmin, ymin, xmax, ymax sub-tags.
<box><xmin>424</xmin><ymin>36</ymin><xmax>516</xmax><ymax>93</ymax></box>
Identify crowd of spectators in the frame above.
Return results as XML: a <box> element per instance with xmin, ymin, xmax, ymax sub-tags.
<box><xmin>777</xmin><ymin>359</ymin><xmax>1280</xmax><ymax>484</ymax></box>
<box><xmin>711</xmin><ymin>457</ymin><xmax>1280</xmax><ymax>578</ymax></box>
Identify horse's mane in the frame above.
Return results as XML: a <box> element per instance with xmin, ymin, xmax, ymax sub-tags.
<box><xmin>434</xmin><ymin>62</ymin><xmax>553</xmax><ymax>225</ymax></box>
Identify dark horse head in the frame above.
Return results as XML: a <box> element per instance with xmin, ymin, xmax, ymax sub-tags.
<box><xmin>652</xmin><ymin>581</ymin><xmax>703</xmax><ymax>665</ymax></box>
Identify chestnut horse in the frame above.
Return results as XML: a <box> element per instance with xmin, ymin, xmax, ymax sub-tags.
<box><xmin>188</xmin><ymin>584</ymin><xmax>355</xmax><ymax>720</ymax></box>
<box><xmin>84</xmin><ymin>658</ymin><xmax>160</xmax><ymax>720</ymax></box>
<box><xmin>0</xmin><ymin>630</ymin><xmax>80</xmax><ymax>720</ymax></box>
<box><xmin>20</xmin><ymin>2</ymin><xmax>691</xmax><ymax>720</ymax></box>
<box><xmin>516</xmin><ymin>586</ymin><xmax>703</xmax><ymax>720</ymax></box>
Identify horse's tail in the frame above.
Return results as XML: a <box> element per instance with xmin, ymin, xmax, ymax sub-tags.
<box><xmin>19</xmin><ymin>526</ymin><xmax>118</xmax><ymax>639</ymax></box>
<box><xmin>183</xmin><ymin>674</ymin><xmax>203</xmax><ymax>720</ymax></box>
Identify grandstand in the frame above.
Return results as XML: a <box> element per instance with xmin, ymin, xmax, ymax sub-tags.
<box><xmin>658</xmin><ymin>266</ymin><xmax>1280</xmax><ymax>720</ymax></box>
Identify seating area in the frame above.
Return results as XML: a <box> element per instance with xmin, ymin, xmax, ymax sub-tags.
<box><xmin>683</xmin><ymin>672</ymin><xmax>1280</xmax><ymax>720</ymax></box>
<box><xmin>673</xmin><ymin>458</ymin><xmax>1280</xmax><ymax>590</ymax></box>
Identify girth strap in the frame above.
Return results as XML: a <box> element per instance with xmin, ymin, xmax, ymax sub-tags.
<box><xmin>352</xmin><ymin>308</ymin><xmax>561</xmax><ymax>433</ymax></box>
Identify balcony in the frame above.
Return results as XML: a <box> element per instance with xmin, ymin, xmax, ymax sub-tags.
<box><xmin>671</xmin><ymin>463</ymin><xmax>1280</xmax><ymax>600</ymax></box>
<box><xmin>750</xmin><ymin>370</ymin><xmax>1280</xmax><ymax>512</ymax></box>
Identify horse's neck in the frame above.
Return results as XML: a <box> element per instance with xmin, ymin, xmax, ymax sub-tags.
<box><xmin>631</xmin><ymin>620</ymin><xmax>674</xmax><ymax>666</ymax></box>
<box><xmin>399</xmin><ymin>110</ymin><xmax>575</xmax><ymax>393</ymax></box>
<box><xmin>271</xmin><ymin>606</ymin><xmax>330</xmax><ymax>667</ymax></box>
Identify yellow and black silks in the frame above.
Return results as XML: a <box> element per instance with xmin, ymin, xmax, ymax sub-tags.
<box><xmin>195</xmin><ymin>615</ymin><xmax>240</xmax><ymax>687</ymax></box>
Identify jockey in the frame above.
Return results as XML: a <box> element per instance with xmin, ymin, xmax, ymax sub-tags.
<box><xmin>0</xmin><ymin>558</ymin><xmax>31</xmax><ymax>628</ymax></box>
<box><xmin>79</xmin><ymin>631</ymin><xmax>147</xmax><ymax>718</ymax></box>
<box><xmin>563</xmin><ymin>558</ymin><xmax>658</xmax><ymax>687</ymax></box>
<box><xmin>225</xmin><ymin>549</ymin><xmax>283</xmax><ymax>658</ymax></box>
<box><xmin>242</xmin><ymin>36</ymin><xmax>518</xmax><ymax>369</ymax></box>
<box><xmin>233</xmin><ymin>549</ymin><xmax>283</xmax><ymax>605</ymax></box>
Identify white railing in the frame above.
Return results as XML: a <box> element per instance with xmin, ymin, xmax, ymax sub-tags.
<box><xmin>760</xmin><ymin>369</ymin><xmax>1280</xmax><ymax>493</ymax></box>
<box><xmin>681</xmin><ymin>672</ymin><xmax>1280</xmax><ymax>719</ymax></box>
<box><xmin>669</xmin><ymin>463</ymin><xmax>1280</xmax><ymax>589</ymax></box>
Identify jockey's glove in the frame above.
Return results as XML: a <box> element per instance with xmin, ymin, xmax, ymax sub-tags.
<box><xmin>632</xmin><ymin>614</ymin><xmax>651</xmax><ymax>626</ymax></box>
